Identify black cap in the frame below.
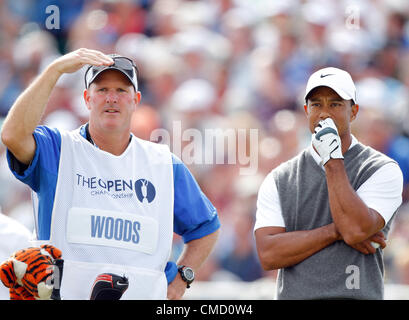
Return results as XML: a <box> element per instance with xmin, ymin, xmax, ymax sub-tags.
<box><xmin>84</xmin><ymin>54</ymin><xmax>138</xmax><ymax>90</ymax></box>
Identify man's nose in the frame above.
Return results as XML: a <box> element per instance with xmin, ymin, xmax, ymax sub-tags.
<box><xmin>318</xmin><ymin>106</ymin><xmax>331</xmax><ymax>120</ymax></box>
<box><xmin>105</xmin><ymin>90</ymin><xmax>118</xmax><ymax>103</ymax></box>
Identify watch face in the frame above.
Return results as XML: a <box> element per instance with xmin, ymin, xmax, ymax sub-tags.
<box><xmin>184</xmin><ymin>268</ymin><xmax>194</xmax><ymax>282</ymax></box>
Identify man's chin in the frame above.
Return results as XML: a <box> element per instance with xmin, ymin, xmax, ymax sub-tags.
<box><xmin>100</xmin><ymin>119</ymin><xmax>124</xmax><ymax>132</ymax></box>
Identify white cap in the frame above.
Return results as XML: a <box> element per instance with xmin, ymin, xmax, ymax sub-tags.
<box><xmin>304</xmin><ymin>67</ymin><xmax>357</xmax><ymax>103</ymax></box>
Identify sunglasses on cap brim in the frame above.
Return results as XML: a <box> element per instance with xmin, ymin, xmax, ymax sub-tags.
<box><xmin>84</xmin><ymin>56</ymin><xmax>138</xmax><ymax>89</ymax></box>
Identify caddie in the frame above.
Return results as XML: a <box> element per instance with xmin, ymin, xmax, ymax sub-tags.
<box><xmin>1</xmin><ymin>48</ymin><xmax>220</xmax><ymax>300</ymax></box>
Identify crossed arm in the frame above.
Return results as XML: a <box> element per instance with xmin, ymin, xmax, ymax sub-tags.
<box><xmin>255</xmin><ymin>160</ymin><xmax>387</xmax><ymax>271</ymax></box>
<box><xmin>255</xmin><ymin>221</ymin><xmax>386</xmax><ymax>271</ymax></box>
<box><xmin>254</xmin><ymin>114</ymin><xmax>398</xmax><ymax>271</ymax></box>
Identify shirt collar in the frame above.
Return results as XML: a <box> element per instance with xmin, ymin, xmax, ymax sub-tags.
<box><xmin>79</xmin><ymin>123</ymin><xmax>87</xmax><ymax>139</ymax></box>
<box><xmin>78</xmin><ymin>122</ymin><xmax>133</xmax><ymax>149</ymax></box>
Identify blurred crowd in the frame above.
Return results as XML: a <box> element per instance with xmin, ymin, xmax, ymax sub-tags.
<box><xmin>1</xmin><ymin>0</ymin><xmax>409</xmax><ymax>289</ymax></box>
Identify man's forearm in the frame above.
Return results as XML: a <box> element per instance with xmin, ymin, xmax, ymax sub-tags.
<box><xmin>167</xmin><ymin>229</ymin><xmax>219</xmax><ymax>300</ymax></box>
<box><xmin>2</xmin><ymin>48</ymin><xmax>114</xmax><ymax>165</ymax></box>
<box><xmin>255</xmin><ymin>224</ymin><xmax>340</xmax><ymax>270</ymax></box>
<box><xmin>1</xmin><ymin>63</ymin><xmax>61</xmax><ymax>144</ymax></box>
<box><xmin>325</xmin><ymin>160</ymin><xmax>384</xmax><ymax>244</ymax></box>
<box><xmin>177</xmin><ymin>229</ymin><xmax>219</xmax><ymax>270</ymax></box>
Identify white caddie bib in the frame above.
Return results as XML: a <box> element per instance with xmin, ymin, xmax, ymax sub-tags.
<box><xmin>40</xmin><ymin>129</ymin><xmax>174</xmax><ymax>300</ymax></box>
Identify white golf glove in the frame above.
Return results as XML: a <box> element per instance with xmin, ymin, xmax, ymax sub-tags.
<box><xmin>312</xmin><ymin>118</ymin><xmax>344</xmax><ymax>166</ymax></box>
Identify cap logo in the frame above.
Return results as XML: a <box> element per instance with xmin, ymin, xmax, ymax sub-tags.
<box><xmin>320</xmin><ymin>73</ymin><xmax>335</xmax><ymax>78</ymax></box>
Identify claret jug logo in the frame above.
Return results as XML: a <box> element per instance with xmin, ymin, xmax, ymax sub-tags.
<box><xmin>134</xmin><ymin>179</ymin><xmax>156</xmax><ymax>203</ymax></box>
<box><xmin>76</xmin><ymin>174</ymin><xmax>156</xmax><ymax>203</ymax></box>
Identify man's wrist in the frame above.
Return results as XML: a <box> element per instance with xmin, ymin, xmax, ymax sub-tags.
<box><xmin>44</xmin><ymin>62</ymin><xmax>64</xmax><ymax>82</ymax></box>
<box><xmin>324</xmin><ymin>158</ymin><xmax>344</xmax><ymax>169</ymax></box>
<box><xmin>177</xmin><ymin>265</ymin><xmax>195</xmax><ymax>288</ymax></box>
<box><xmin>329</xmin><ymin>223</ymin><xmax>342</xmax><ymax>241</ymax></box>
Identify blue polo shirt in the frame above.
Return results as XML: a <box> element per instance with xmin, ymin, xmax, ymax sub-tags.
<box><xmin>7</xmin><ymin>125</ymin><xmax>220</xmax><ymax>243</ymax></box>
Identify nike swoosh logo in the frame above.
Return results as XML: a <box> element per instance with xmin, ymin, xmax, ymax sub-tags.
<box><xmin>320</xmin><ymin>74</ymin><xmax>334</xmax><ymax>78</ymax></box>
<box><xmin>331</xmin><ymin>144</ymin><xmax>340</xmax><ymax>154</ymax></box>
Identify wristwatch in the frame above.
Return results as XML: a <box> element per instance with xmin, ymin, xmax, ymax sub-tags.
<box><xmin>177</xmin><ymin>265</ymin><xmax>195</xmax><ymax>288</ymax></box>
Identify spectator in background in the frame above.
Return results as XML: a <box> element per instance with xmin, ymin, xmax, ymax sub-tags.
<box><xmin>219</xmin><ymin>199</ymin><xmax>263</xmax><ymax>282</ymax></box>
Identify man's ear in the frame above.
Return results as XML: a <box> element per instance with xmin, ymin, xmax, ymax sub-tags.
<box><xmin>83</xmin><ymin>89</ymin><xmax>91</xmax><ymax>111</ymax></box>
<box><xmin>303</xmin><ymin>104</ymin><xmax>309</xmax><ymax>116</ymax></box>
<box><xmin>134</xmin><ymin>91</ymin><xmax>141</xmax><ymax>109</ymax></box>
<box><xmin>351</xmin><ymin>103</ymin><xmax>359</xmax><ymax>121</ymax></box>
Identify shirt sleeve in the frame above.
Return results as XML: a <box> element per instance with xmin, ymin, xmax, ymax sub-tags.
<box><xmin>7</xmin><ymin>126</ymin><xmax>61</xmax><ymax>190</ymax></box>
<box><xmin>6</xmin><ymin>126</ymin><xmax>61</xmax><ymax>240</ymax></box>
<box><xmin>356</xmin><ymin>162</ymin><xmax>403</xmax><ymax>225</ymax></box>
<box><xmin>254</xmin><ymin>171</ymin><xmax>285</xmax><ymax>231</ymax></box>
<box><xmin>172</xmin><ymin>154</ymin><xmax>220</xmax><ymax>243</ymax></box>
